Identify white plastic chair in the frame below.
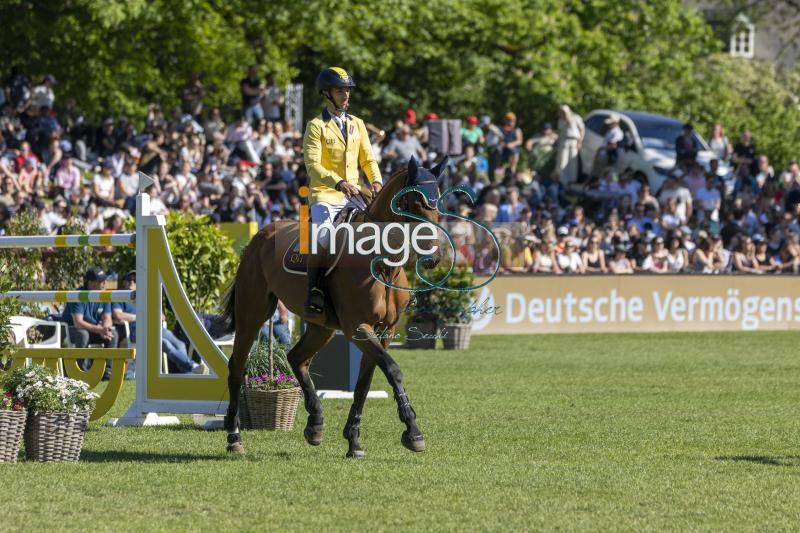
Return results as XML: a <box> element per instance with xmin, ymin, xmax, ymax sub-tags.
<box><xmin>8</xmin><ymin>316</ymin><xmax>66</xmax><ymax>376</ymax></box>
<box><xmin>8</xmin><ymin>315</ymin><xmax>62</xmax><ymax>349</ymax></box>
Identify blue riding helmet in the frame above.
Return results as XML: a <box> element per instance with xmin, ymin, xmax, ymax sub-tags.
<box><xmin>316</xmin><ymin>67</ymin><xmax>356</xmax><ymax>94</ymax></box>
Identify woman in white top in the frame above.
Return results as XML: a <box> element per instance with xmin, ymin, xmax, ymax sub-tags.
<box><xmin>666</xmin><ymin>235</ymin><xmax>688</xmax><ymax>273</ymax></box>
<box><xmin>708</xmin><ymin>123</ymin><xmax>732</xmax><ymax>162</ymax></box>
<box><xmin>92</xmin><ymin>161</ymin><xmax>116</xmax><ymax>207</ymax></box>
<box><xmin>84</xmin><ymin>201</ymin><xmax>105</xmax><ymax>233</ymax></box>
<box><xmin>533</xmin><ymin>241</ymin><xmax>561</xmax><ymax>273</ymax></box>
<box><xmin>692</xmin><ymin>236</ymin><xmax>718</xmax><ymax>274</ymax></box>
<box><xmin>251</xmin><ymin>119</ymin><xmax>275</xmax><ymax>159</ymax></box>
<box><xmin>557</xmin><ymin>238</ymin><xmax>585</xmax><ymax>273</ymax></box>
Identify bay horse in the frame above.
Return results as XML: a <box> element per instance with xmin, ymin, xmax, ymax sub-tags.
<box><xmin>220</xmin><ymin>157</ymin><xmax>446</xmax><ymax>457</ymax></box>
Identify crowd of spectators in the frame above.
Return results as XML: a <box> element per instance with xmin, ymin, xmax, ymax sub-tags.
<box><xmin>2</xmin><ymin>65</ymin><xmax>800</xmax><ymax>275</ymax></box>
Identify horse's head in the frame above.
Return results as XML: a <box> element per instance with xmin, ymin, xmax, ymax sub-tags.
<box><xmin>401</xmin><ymin>156</ymin><xmax>447</xmax><ymax>269</ymax></box>
<box><xmin>368</xmin><ymin>156</ymin><xmax>448</xmax><ymax>270</ymax></box>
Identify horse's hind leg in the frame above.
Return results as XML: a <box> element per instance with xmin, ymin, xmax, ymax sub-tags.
<box><xmin>225</xmin><ymin>290</ymin><xmax>275</xmax><ymax>454</ymax></box>
<box><xmin>288</xmin><ymin>323</ymin><xmax>335</xmax><ymax>446</ymax></box>
<box><xmin>349</xmin><ymin>324</ymin><xmax>425</xmax><ymax>453</ymax></box>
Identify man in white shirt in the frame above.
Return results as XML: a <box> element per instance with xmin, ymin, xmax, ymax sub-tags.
<box><xmin>557</xmin><ymin>237</ymin><xmax>585</xmax><ymax>273</ymax></box>
<box><xmin>602</xmin><ymin>115</ymin><xmax>624</xmax><ymax>156</ymax></box>
<box><xmin>593</xmin><ymin>113</ymin><xmax>624</xmax><ymax>178</ymax></box>
<box><xmin>695</xmin><ymin>175</ymin><xmax>721</xmax><ymax>222</ymax></box>
<box><xmin>658</xmin><ymin>175</ymin><xmax>693</xmax><ymax>224</ymax></box>
<box><xmin>30</xmin><ymin>75</ymin><xmax>56</xmax><ymax>110</ymax></box>
<box><xmin>556</xmin><ymin>105</ymin><xmax>584</xmax><ymax>184</ymax></box>
<box><xmin>41</xmin><ymin>196</ymin><xmax>68</xmax><ymax>234</ymax></box>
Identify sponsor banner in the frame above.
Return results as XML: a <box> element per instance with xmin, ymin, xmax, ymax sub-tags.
<box><xmin>470</xmin><ymin>275</ymin><xmax>800</xmax><ymax>334</ymax></box>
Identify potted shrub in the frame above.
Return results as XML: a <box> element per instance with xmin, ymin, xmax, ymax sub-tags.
<box><xmin>242</xmin><ymin>337</ymin><xmax>301</xmax><ymax>431</ymax></box>
<box><xmin>430</xmin><ymin>266</ymin><xmax>475</xmax><ymax>350</ymax></box>
<box><xmin>5</xmin><ymin>365</ymin><xmax>98</xmax><ymax>462</ymax></box>
<box><xmin>0</xmin><ymin>380</ymin><xmax>26</xmax><ymax>464</ymax></box>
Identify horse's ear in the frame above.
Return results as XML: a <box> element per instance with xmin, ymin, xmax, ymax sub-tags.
<box><xmin>432</xmin><ymin>156</ymin><xmax>449</xmax><ymax>177</ymax></box>
<box><xmin>407</xmin><ymin>156</ymin><xmax>419</xmax><ymax>183</ymax></box>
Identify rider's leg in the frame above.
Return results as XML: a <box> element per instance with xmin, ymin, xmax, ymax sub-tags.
<box><xmin>305</xmin><ymin>201</ymin><xmax>345</xmax><ymax>315</ymax></box>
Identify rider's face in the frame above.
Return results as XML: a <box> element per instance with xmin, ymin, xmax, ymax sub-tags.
<box><xmin>330</xmin><ymin>87</ymin><xmax>350</xmax><ymax>109</ymax></box>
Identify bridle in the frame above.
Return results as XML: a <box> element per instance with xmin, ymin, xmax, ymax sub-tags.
<box><xmin>359</xmin><ymin>176</ymin><xmax>439</xmax><ymax>223</ymax></box>
<box><xmin>353</xmin><ymin>175</ymin><xmax>440</xmax><ymax>301</ymax></box>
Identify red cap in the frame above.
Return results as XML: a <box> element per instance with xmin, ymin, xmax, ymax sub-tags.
<box><xmin>405</xmin><ymin>108</ymin><xmax>417</xmax><ymax>125</ymax></box>
<box><xmin>466</xmin><ymin>115</ymin><xmax>478</xmax><ymax>124</ymax></box>
<box><xmin>425</xmin><ymin>112</ymin><xmax>439</xmax><ymax>121</ymax></box>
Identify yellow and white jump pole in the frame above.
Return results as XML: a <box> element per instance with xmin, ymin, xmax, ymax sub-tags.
<box><xmin>1</xmin><ymin>172</ymin><xmax>231</xmax><ymax>426</ymax></box>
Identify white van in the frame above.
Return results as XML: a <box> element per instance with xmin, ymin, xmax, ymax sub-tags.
<box><xmin>578</xmin><ymin>110</ymin><xmax>732</xmax><ymax>192</ymax></box>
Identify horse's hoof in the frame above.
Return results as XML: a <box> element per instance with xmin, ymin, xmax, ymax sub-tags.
<box><xmin>227</xmin><ymin>442</ymin><xmax>245</xmax><ymax>454</ymax></box>
<box><xmin>401</xmin><ymin>431</ymin><xmax>426</xmax><ymax>452</ymax></box>
<box><xmin>345</xmin><ymin>449</ymin><xmax>365</xmax><ymax>459</ymax></box>
<box><xmin>304</xmin><ymin>425</ymin><xmax>323</xmax><ymax>446</ymax></box>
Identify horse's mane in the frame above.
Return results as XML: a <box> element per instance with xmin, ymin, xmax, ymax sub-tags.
<box><xmin>374</xmin><ymin>168</ymin><xmax>408</xmax><ymax>199</ymax></box>
<box><xmin>365</xmin><ymin>168</ymin><xmax>408</xmax><ymax>219</ymax></box>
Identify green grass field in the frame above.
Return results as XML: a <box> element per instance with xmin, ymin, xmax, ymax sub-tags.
<box><xmin>5</xmin><ymin>332</ymin><xmax>800</xmax><ymax>531</ymax></box>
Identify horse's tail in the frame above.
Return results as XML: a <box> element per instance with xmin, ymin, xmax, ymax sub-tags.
<box><xmin>219</xmin><ymin>280</ymin><xmax>236</xmax><ymax>335</ymax></box>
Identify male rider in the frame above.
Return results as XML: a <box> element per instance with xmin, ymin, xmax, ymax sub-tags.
<box><xmin>302</xmin><ymin>67</ymin><xmax>382</xmax><ymax>315</ymax></box>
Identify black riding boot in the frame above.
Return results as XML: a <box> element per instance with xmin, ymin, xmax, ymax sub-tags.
<box><xmin>305</xmin><ymin>266</ymin><xmax>325</xmax><ymax>315</ymax></box>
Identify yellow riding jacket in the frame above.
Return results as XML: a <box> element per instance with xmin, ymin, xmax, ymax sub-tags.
<box><xmin>303</xmin><ymin>108</ymin><xmax>382</xmax><ymax>205</ymax></box>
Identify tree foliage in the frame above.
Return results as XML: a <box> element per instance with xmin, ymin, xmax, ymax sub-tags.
<box><xmin>110</xmin><ymin>212</ymin><xmax>237</xmax><ymax>314</ymax></box>
<box><xmin>1</xmin><ymin>0</ymin><xmax>798</xmax><ymax>163</ymax></box>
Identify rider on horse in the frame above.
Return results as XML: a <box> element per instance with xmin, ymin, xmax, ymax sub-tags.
<box><xmin>302</xmin><ymin>67</ymin><xmax>383</xmax><ymax>315</ymax></box>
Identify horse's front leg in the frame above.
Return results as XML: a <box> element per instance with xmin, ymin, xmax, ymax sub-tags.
<box><xmin>350</xmin><ymin>324</ymin><xmax>424</xmax><ymax>453</ymax></box>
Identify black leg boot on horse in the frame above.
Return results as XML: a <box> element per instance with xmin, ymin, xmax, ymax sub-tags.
<box><xmin>351</xmin><ymin>329</ymin><xmax>426</xmax><ymax>453</ymax></box>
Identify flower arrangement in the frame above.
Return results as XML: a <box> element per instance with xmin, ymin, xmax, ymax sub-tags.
<box><xmin>4</xmin><ymin>365</ymin><xmax>98</xmax><ymax>413</ymax></box>
<box><xmin>240</xmin><ymin>334</ymin><xmax>302</xmax><ymax>431</ymax></box>
<box><xmin>247</xmin><ymin>371</ymin><xmax>298</xmax><ymax>391</ymax></box>
<box><xmin>0</xmin><ymin>372</ymin><xmax>26</xmax><ymax>464</ymax></box>
<box><xmin>1</xmin><ymin>391</ymin><xmax>24</xmax><ymax>411</ymax></box>
<box><xmin>245</xmin><ymin>338</ymin><xmax>298</xmax><ymax>391</ymax></box>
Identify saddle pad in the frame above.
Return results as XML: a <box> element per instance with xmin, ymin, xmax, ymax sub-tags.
<box><xmin>282</xmin><ymin>208</ymin><xmax>361</xmax><ymax>275</ymax></box>
<box><xmin>282</xmin><ymin>236</ymin><xmax>308</xmax><ymax>274</ymax></box>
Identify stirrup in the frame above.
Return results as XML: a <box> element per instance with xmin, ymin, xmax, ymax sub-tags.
<box><xmin>306</xmin><ymin>288</ymin><xmax>325</xmax><ymax>314</ymax></box>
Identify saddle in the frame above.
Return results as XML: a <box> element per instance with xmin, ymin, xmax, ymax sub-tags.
<box><xmin>282</xmin><ymin>207</ymin><xmax>362</xmax><ymax>275</ymax></box>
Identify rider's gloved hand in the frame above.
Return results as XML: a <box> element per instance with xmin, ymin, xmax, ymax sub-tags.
<box><xmin>335</xmin><ymin>180</ymin><xmax>361</xmax><ymax>199</ymax></box>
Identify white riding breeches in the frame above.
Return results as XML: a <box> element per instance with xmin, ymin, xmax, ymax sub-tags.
<box><xmin>309</xmin><ymin>196</ymin><xmax>367</xmax><ymax>249</ymax></box>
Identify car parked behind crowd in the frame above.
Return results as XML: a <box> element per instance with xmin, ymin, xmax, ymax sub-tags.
<box><xmin>579</xmin><ymin>110</ymin><xmax>732</xmax><ymax>192</ymax></box>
